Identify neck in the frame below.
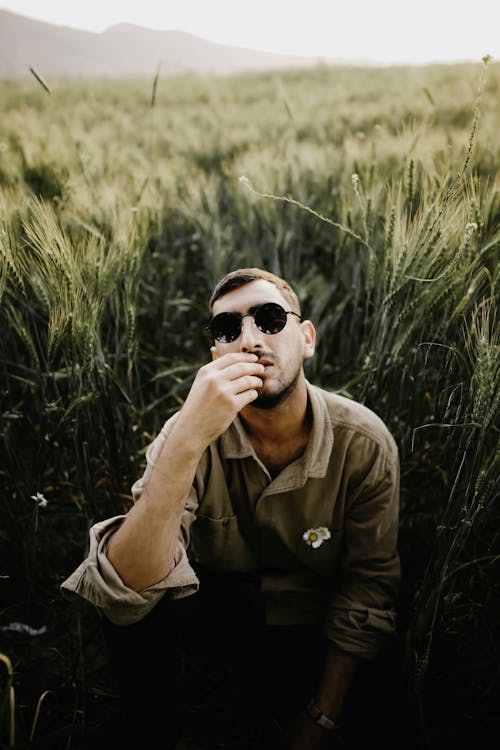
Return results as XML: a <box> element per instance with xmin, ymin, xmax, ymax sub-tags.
<box><xmin>240</xmin><ymin>374</ymin><xmax>310</xmax><ymax>445</ymax></box>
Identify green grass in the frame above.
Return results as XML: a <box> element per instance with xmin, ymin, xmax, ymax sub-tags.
<box><xmin>0</xmin><ymin>60</ymin><xmax>499</xmax><ymax>748</ymax></box>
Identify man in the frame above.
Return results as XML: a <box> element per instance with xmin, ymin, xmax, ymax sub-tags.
<box><xmin>62</xmin><ymin>268</ymin><xmax>401</xmax><ymax>749</ymax></box>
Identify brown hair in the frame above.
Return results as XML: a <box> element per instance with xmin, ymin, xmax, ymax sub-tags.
<box><xmin>208</xmin><ymin>268</ymin><xmax>301</xmax><ymax>315</ymax></box>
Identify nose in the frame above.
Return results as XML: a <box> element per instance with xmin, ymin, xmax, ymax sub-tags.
<box><xmin>238</xmin><ymin>315</ymin><xmax>264</xmax><ymax>353</ymax></box>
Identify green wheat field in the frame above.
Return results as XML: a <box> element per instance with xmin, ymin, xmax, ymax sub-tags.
<box><xmin>1</xmin><ymin>59</ymin><xmax>499</xmax><ymax>749</ymax></box>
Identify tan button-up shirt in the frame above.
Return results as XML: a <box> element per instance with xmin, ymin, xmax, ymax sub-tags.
<box><xmin>62</xmin><ymin>382</ymin><xmax>400</xmax><ymax>659</ymax></box>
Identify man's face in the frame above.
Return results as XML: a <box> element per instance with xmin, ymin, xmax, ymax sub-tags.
<box><xmin>210</xmin><ymin>279</ymin><xmax>315</xmax><ymax>409</ymax></box>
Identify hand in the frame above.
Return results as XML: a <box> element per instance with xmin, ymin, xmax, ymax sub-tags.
<box><xmin>173</xmin><ymin>352</ymin><xmax>264</xmax><ymax>449</ymax></box>
<box><xmin>288</xmin><ymin>711</ymin><xmax>344</xmax><ymax>750</ymax></box>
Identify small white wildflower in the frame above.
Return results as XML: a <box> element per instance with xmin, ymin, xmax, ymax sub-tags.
<box><xmin>351</xmin><ymin>173</ymin><xmax>360</xmax><ymax>189</ymax></box>
<box><xmin>303</xmin><ymin>527</ymin><xmax>331</xmax><ymax>549</ymax></box>
<box><xmin>239</xmin><ymin>175</ymin><xmax>252</xmax><ymax>188</ymax></box>
<box><xmin>31</xmin><ymin>492</ymin><xmax>48</xmax><ymax>508</ymax></box>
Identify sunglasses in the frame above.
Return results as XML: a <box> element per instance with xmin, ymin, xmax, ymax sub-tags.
<box><xmin>207</xmin><ymin>302</ymin><xmax>301</xmax><ymax>343</ymax></box>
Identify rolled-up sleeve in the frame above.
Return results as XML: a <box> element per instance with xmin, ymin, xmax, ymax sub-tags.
<box><xmin>324</xmin><ymin>445</ymin><xmax>400</xmax><ymax>659</ymax></box>
<box><xmin>61</xmin><ymin>415</ymin><xmax>200</xmax><ymax>625</ymax></box>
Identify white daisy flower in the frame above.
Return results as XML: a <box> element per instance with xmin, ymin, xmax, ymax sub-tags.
<box><xmin>303</xmin><ymin>527</ymin><xmax>331</xmax><ymax>549</ymax></box>
<box><xmin>31</xmin><ymin>492</ymin><xmax>48</xmax><ymax>508</ymax></box>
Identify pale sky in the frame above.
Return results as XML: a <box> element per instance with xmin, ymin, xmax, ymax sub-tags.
<box><xmin>1</xmin><ymin>0</ymin><xmax>497</xmax><ymax>64</ymax></box>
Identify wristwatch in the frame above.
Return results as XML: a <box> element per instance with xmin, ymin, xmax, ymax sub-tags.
<box><xmin>306</xmin><ymin>698</ymin><xmax>340</xmax><ymax>731</ymax></box>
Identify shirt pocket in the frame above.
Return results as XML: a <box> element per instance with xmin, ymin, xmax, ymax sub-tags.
<box><xmin>295</xmin><ymin>528</ymin><xmax>344</xmax><ymax>579</ymax></box>
<box><xmin>189</xmin><ymin>513</ymin><xmax>257</xmax><ymax>571</ymax></box>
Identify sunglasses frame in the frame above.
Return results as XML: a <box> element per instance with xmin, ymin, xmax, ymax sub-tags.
<box><xmin>206</xmin><ymin>302</ymin><xmax>301</xmax><ymax>343</ymax></box>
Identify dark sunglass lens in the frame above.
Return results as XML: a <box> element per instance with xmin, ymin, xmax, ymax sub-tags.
<box><xmin>255</xmin><ymin>303</ymin><xmax>288</xmax><ymax>334</ymax></box>
<box><xmin>210</xmin><ymin>312</ymin><xmax>241</xmax><ymax>343</ymax></box>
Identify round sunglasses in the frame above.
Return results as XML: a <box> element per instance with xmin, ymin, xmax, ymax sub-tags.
<box><xmin>207</xmin><ymin>302</ymin><xmax>301</xmax><ymax>343</ymax></box>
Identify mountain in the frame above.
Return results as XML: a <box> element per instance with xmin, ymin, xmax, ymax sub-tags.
<box><xmin>0</xmin><ymin>9</ymin><xmax>321</xmax><ymax>78</ymax></box>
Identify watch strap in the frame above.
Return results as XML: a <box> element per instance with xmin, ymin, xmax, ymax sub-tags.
<box><xmin>306</xmin><ymin>698</ymin><xmax>340</xmax><ymax>731</ymax></box>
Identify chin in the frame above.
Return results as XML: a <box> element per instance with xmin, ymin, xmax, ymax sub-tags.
<box><xmin>250</xmin><ymin>372</ymin><xmax>300</xmax><ymax>410</ymax></box>
<box><xmin>250</xmin><ymin>393</ymin><xmax>285</xmax><ymax>410</ymax></box>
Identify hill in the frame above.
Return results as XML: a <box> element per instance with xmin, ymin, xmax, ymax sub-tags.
<box><xmin>0</xmin><ymin>9</ymin><xmax>320</xmax><ymax>78</ymax></box>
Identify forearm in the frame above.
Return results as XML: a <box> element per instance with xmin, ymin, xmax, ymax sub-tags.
<box><xmin>108</xmin><ymin>352</ymin><xmax>263</xmax><ymax>592</ymax></box>
<box><xmin>313</xmin><ymin>643</ymin><xmax>359</xmax><ymax>722</ymax></box>
<box><xmin>107</xmin><ymin>422</ymin><xmax>205</xmax><ymax>591</ymax></box>
<box><xmin>289</xmin><ymin>644</ymin><xmax>359</xmax><ymax>749</ymax></box>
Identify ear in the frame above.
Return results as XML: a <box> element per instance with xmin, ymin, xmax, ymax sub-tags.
<box><xmin>210</xmin><ymin>345</ymin><xmax>218</xmax><ymax>361</ymax></box>
<box><xmin>301</xmin><ymin>320</ymin><xmax>316</xmax><ymax>360</ymax></box>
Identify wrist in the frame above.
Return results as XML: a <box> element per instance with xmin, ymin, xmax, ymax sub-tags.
<box><xmin>306</xmin><ymin>698</ymin><xmax>341</xmax><ymax>732</ymax></box>
<box><xmin>168</xmin><ymin>417</ymin><xmax>208</xmax><ymax>460</ymax></box>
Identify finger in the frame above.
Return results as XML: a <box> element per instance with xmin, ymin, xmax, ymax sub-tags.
<box><xmin>224</xmin><ymin>361</ymin><xmax>265</xmax><ymax>381</ymax></box>
<box><xmin>209</xmin><ymin>352</ymin><xmax>259</xmax><ymax>370</ymax></box>
<box><xmin>234</xmin><ymin>388</ymin><xmax>260</xmax><ymax>409</ymax></box>
<box><xmin>200</xmin><ymin>360</ymin><xmax>264</xmax><ymax>383</ymax></box>
<box><xmin>231</xmin><ymin>375</ymin><xmax>263</xmax><ymax>394</ymax></box>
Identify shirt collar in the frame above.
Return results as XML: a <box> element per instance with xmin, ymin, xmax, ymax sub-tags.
<box><xmin>219</xmin><ymin>381</ymin><xmax>333</xmax><ymax>480</ymax></box>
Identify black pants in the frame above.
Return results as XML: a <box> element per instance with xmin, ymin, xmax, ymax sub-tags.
<box><xmin>102</xmin><ymin>571</ymin><xmax>417</xmax><ymax>749</ymax></box>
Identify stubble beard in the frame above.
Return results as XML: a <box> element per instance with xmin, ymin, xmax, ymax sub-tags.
<box><xmin>250</xmin><ymin>366</ymin><xmax>302</xmax><ymax>410</ymax></box>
